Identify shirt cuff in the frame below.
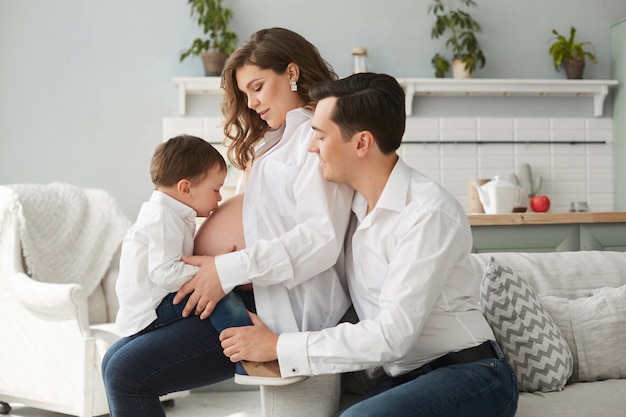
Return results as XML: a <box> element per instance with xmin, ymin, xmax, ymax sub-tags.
<box><xmin>277</xmin><ymin>332</ymin><xmax>312</xmax><ymax>377</ymax></box>
<box><xmin>214</xmin><ymin>250</ymin><xmax>249</xmax><ymax>293</ymax></box>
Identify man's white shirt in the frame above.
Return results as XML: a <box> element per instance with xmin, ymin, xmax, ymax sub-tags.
<box><xmin>278</xmin><ymin>158</ymin><xmax>494</xmax><ymax>377</ymax></box>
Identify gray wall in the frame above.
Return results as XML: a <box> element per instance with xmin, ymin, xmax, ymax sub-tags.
<box><xmin>2</xmin><ymin>0</ymin><xmax>626</xmax><ymax>218</ymax></box>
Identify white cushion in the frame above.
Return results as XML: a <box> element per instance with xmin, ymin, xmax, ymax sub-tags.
<box><xmin>542</xmin><ymin>284</ymin><xmax>626</xmax><ymax>383</ymax></box>
<box><xmin>515</xmin><ymin>379</ymin><xmax>626</xmax><ymax>417</ymax></box>
<box><xmin>471</xmin><ymin>251</ymin><xmax>626</xmax><ymax>300</ymax></box>
<box><xmin>480</xmin><ymin>257</ymin><xmax>573</xmax><ymax>392</ymax></box>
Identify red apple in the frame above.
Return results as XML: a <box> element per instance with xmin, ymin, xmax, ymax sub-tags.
<box><xmin>530</xmin><ymin>195</ymin><xmax>551</xmax><ymax>212</ymax></box>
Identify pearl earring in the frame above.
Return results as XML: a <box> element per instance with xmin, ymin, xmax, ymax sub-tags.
<box><xmin>290</xmin><ymin>80</ymin><xmax>298</xmax><ymax>92</ymax></box>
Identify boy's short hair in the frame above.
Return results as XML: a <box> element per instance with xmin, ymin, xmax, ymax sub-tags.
<box><xmin>150</xmin><ymin>135</ymin><xmax>226</xmax><ymax>187</ymax></box>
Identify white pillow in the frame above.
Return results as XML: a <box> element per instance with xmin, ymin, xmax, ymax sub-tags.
<box><xmin>480</xmin><ymin>257</ymin><xmax>573</xmax><ymax>392</ymax></box>
<box><xmin>543</xmin><ymin>285</ymin><xmax>626</xmax><ymax>382</ymax></box>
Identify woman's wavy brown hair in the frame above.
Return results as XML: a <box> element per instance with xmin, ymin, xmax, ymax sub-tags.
<box><xmin>220</xmin><ymin>27</ymin><xmax>337</xmax><ymax>170</ymax></box>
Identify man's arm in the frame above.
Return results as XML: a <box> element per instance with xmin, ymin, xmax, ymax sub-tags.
<box><xmin>222</xmin><ymin>208</ymin><xmax>470</xmax><ymax>377</ymax></box>
<box><xmin>220</xmin><ymin>312</ymin><xmax>280</xmax><ymax>362</ymax></box>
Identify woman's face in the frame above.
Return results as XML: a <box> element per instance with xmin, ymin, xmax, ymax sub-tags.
<box><xmin>235</xmin><ymin>64</ymin><xmax>304</xmax><ymax>128</ymax></box>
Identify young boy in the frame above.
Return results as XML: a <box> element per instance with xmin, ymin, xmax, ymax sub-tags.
<box><xmin>114</xmin><ymin>134</ymin><xmax>300</xmax><ymax>386</ymax></box>
<box><xmin>114</xmin><ymin>134</ymin><xmax>238</xmax><ymax>337</ymax></box>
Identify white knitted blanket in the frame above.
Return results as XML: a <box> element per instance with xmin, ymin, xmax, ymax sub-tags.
<box><xmin>1</xmin><ymin>183</ymin><xmax>131</xmax><ymax>296</ymax></box>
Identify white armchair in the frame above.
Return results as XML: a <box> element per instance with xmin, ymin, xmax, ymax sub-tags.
<box><xmin>0</xmin><ymin>183</ymin><xmax>189</xmax><ymax>417</ymax></box>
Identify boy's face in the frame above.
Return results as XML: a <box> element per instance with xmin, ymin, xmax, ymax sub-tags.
<box><xmin>309</xmin><ymin>97</ymin><xmax>355</xmax><ymax>185</ymax></box>
<box><xmin>188</xmin><ymin>165</ymin><xmax>226</xmax><ymax>217</ymax></box>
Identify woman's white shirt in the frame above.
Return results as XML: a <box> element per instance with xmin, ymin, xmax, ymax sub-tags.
<box><xmin>215</xmin><ymin>108</ymin><xmax>355</xmax><ymax>333</ymax></box>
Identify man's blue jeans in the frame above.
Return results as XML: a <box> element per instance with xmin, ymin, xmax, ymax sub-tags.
<box><xmin>337</xmin><ymin>341</ymin><xmax>519</xmax><ymax>417</ymax></box>
<box><xmin>102</xmin><ymin>290</ymin><xmax>254</xmax><ymax>417</ymax></box>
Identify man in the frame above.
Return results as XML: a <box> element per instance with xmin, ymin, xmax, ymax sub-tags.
<box><xmin>220</xmin><ymin>73</ymin><xmax>519</xmax><ymax>417</ymax></box>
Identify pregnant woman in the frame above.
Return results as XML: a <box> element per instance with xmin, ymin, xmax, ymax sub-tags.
<box><xmin>102</xmin><ymin>27</ymin><xmax>354</xmax><ymax>417</ymax></box>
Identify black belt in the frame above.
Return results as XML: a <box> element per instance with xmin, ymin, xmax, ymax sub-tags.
<box><xmin>393</xmin><ymin>341</ymin><xmax>498</xmax><ymax>386</ymax></box>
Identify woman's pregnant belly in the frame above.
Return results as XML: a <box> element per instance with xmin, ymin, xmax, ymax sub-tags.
<box><xmin>194</xmin><ymin>193</ymin><xmax>245</xmax><ymax>256</ymax></box>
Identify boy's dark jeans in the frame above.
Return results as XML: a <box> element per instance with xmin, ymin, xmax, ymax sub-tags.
<box><xmin>142</xmin><ymin>290</ymin><xmax>254</xmax><ymax>335</ymax></box>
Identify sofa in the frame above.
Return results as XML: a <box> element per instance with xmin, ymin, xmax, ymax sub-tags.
<box><xmin>470</xmin><ymin>250</ymin><xmax>626</xmax><ymax>417</ymax></box>
<box><xmin>0</xmin><ymin>183</ymin><xmax>189</xmax><ymax>417</ymax></box>
<box><xmin>260</xmin><ymin>250</ymin><xmax>626</xmax><ymax>417</ymax></box>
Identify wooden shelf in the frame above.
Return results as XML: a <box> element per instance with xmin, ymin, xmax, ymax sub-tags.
<box><xmin>468</xmin><ymin>211</ymin><xmax>626</xmax><ymax>226</ymax></box>
<box><xmin>173</xmin><ymin>77</ymin><xmax>619</xmax><ymax>117</ymax></box>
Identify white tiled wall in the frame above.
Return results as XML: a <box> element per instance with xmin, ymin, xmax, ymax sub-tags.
<box><xmin>401</xmin><ymin>117</ymin><xmax>615</xmax><ymax>212</ymax></box>
<box><xmin>164</xmin><ymin>116</ymin><xmax>615</xmax><ymax>213</ymax></box>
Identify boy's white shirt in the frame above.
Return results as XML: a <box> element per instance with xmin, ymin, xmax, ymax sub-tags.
<box><xmin>115</xmin><ymin>190</ymin><xmax>199</xmax><ymax>336</ymax></box>
<box><xmin>215</xmin><ymin>108</ymin><xmax>355</xmax><ymax>334</ymax></box>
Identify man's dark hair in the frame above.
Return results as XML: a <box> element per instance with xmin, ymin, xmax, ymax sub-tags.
<box><xmin>310</xmin><ymin>73</ymin><xmax>406</xmax><ymax>154</ymax></box>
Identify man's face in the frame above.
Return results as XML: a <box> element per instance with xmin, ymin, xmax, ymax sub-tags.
<box><xmin>309</xmin><ymin>97</ymin><xmax>355</xmax><ymax>184</ymax></box>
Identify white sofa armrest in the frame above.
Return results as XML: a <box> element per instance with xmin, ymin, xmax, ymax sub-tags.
<box><xmin>12</xmin><ymin>272</ymin><xmax>91</xmax><ymax>332</ymax></box>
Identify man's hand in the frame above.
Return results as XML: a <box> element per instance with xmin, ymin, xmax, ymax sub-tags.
<box><xmin>220</xmin><ymin>312</ymin><xmax>279</xmax><ymax>363</ymax></box>
<box><xmin>174</xmin><ymin>255</ymin><xmax>225</xmax><ymax>319</ymax></box>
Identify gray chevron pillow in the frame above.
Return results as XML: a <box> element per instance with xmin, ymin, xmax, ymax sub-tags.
<box><xmin>480</xmin><ymin>257</ymin><xmax>573</xmax><ymax>392</ymax></box>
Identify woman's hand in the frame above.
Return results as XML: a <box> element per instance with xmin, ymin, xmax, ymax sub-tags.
<box><xmin>220</xmin><ymin>312</ymin><xmax>279</xmax><ymax>363</ymax></box>
<box><xmin>174</xmin><ymin>255</ymin><xmax>225</xmax><ymax>319</ymax></box>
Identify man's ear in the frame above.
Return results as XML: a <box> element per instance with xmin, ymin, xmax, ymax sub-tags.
<box><xmin>354</xmin><ymin>131</ymin><xmax>375</xmax><ymax>157</ymax></box>
<box><xmin>177</xmin><ymin>179</ymin><xmax>192</xmax><ymax>198</ymax></box>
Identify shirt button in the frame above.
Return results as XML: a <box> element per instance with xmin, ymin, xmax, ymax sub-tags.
<box><xmin>291</xmin><ymin>368</ymin><xmax>298</xmax><ymax>374</ymax></box>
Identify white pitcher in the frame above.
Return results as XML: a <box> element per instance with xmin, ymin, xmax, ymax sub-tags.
<box><xmin>473</xmin><ymin>176</ymin><xmax>522</xmax><ymax>214</ymax></box>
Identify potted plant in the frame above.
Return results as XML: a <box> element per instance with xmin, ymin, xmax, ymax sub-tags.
<box><xmin>179</xmin><ymin>0</ymin><xmax>238</xmax><ymax>76</ymax></box>
<box><xmin>428</xmin><ymin>0</ymin><xmax>486</xmax><ymax>78</ymax></box>
<box><xmin>548</xmin><ymin>26</ymin><xmax>597</xmax><ymax>79</ymax></box>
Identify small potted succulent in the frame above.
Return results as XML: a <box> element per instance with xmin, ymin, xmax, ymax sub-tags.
<box><xmin>428</xmin><ymin>0</ymin><xmax>486</xmax><ymax>78</ymax></box>
<box><xmin>179</xmin><ymin>0</ymin><xmax>238</xmax><ymax>76</ymax></box>
<box><xmin>548</xmin><ymin>26</ymin><xmax>597</xmax><ymax>79</ymax></box>
<box><xmin>510</xmin><ymin>163</ymin><xmax>549</xmax><ymax>213</ymax></box>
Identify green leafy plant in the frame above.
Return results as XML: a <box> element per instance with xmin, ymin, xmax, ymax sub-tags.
<box><xmin>180</xmin><ymin>0</ymin><xmax>238</xmax><ymax>62</ymax></box>
<box><xmin>548</xmin><ymin>26</ymin><xmax>597</xmax><ymax>71</ymax></box>
<box><xmin>429</xmin><ymin>0</ymin><xmax>486</xmax><ymax>78</ymax></box>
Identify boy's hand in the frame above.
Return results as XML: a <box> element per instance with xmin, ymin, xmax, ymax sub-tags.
<box><xmin>220</xmin><ymin>312</ymin><xmax>279</xmax><ymax>362</ymax></box>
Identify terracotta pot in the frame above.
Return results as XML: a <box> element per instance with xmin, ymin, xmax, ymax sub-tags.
<box><xmin>562</xmin><ymin>59</ymin><xmax>585</xmax><ymax>79</ymax></box>
<box><xmin>201</xmin><ymin>51</ymin><xmax>228</xmax><ymax>76</ymax></box>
